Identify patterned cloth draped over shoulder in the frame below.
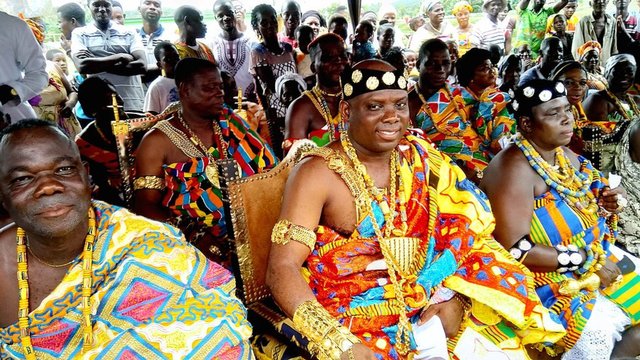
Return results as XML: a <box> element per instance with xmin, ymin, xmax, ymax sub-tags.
<box><xmin>0</xmin><ymin>201</ymin><xmax>253</xmax><ymax>359</ymax></box>
<box><xmin>300</xmin><ymin>135</ymin><xmax>564</xmax><ymax>359</ymax></box>
<box><xmin>414</xmin><ymin>85</ymin><xmax>516</xmax><ymax>175</ymax></box>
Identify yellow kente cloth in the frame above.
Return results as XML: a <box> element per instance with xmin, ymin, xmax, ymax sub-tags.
<box><xmin>0</xmin><ymin>201</ymin><xmax>253</xmax><ymax>359</ymax></box>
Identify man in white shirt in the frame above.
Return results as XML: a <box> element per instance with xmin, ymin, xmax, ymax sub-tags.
<box><xmin>71</xmin><ymin>0</ymin><xmax>146</xmax><ymax>111</ymax></box>
<box><xmin>471</xmin><ymin>0</ymin><xmax>508</xmax><ymax>52</ymax></box>
<box><xmin>144</xmin><ymin>42</ymin><xmax>179</xmax><ymax>113</ymax></box>
<box><xmin>0</xmin><ymin>11</ymin><xmax>47</xmax><ymax>124</ymax></box>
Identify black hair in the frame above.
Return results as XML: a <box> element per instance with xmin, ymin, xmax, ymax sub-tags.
<box><xmin>301</xmin><ymin>10</ymin><xmax>327</xmax><ymax>27</ymax></box>
<box><xmin>357</xmin><ymin>20</ymin><xmax>374</xmax><ymax>35</ymax></box>
<box><xmin>46</xmin><ymin>49</ymin><xmax>65</xmax><ymax>61</ymax></box>
<box><xmin>111</xmin><ymin>0</ymin><xmax>123</xmax><ymax>8</ymax></box>
<box><xmin>280</xmin><ymin>0</ymin><xmax>301</xmax><ymax>13</ymax></box>
<box><xmin>551</xmin><ymin>60</ymin><xmax>587</xmax><ymax>81</ymax></box>
<box><xmin>174</xmin><ymin>58</ymin><xmax>219</xmax><ymax>87</ymax></box>
<box><xmin>295</xmin><ymin>24</ymin><xmax>313</xmax><ymax>37</ymax></box>
<box><xmin>329</xmin><ymin>14</ymin><xmax>348</xmax><ymax>27</ymax></box>
<box><xmin>57</xmin><ymin>2</ymin><xmax>86</xmax><ymax>26</ymax></box>
<box><xmin>308</xmin><ymin>33</ymin><xmax>344</xmax><ymax>60</ymax></box>
<box><xmin>213</xmin><ymin>0</ymin><xmax>233</xmax><ymax>11</ymax></box>
<box><xmin>417</xmin><ymin>38</ymin><xmax>449</xmax><ymax>67</ymax></box>
<box><xmin>540</xmin><ymin>36</ymin><xmax>561</xmax><ymax>55</ymax></box>
<box><xmin>174</xmin><ymin>5</ymin><xmax>200</xmax><ymax>24</ymax></box>
<box><xmin>0</xmin><ymin>119</ymin><xmax>62</xmax><ymax>143</ymax></box>
<box><xmin>456</xmin><ymin>48</ymin><xmax>492</xmax><ymax>86</ymax></box>
<box><xmin>498</xmin><ymin>54</ymin><xmax>521</xmax><ymax>78</ymax></box>
<box><xmin>153</xmin><ymin>41</ymin><xmax>176</xmax><ymax>62</ymax></box>
<box><xmin>251</xmin><ymin>4</ymin><xmax>277</xmax><ymax>32</ymax></box>
<box><xmin>77</xmin><ymin>77</ymin><xmax>116</xmax><ymax>116</ymax></box>
<box><xmin>382</xmin><ymin>46</ymin><xmax>405</xmax><ymax>73</ymax></box>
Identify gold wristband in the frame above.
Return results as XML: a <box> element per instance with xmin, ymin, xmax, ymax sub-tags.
<box><xmin>133</xmin><ymin>176</ymin><xmax>166</xmax><ymax>191</ymax></box>
<box><xmin>293</xmin><ymin>299</ymin><xmax>360</xmax><ymax>360</ymax></box>
<box><xmin>271</xmin><ymin>219</ymin><xmax>316</xmax><ymax>251</ymax></box>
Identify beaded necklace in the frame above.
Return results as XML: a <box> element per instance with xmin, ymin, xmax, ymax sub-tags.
<box><xmin>515</xmin><ymin>135</ymin><xmax>598</xmax><ymax>215</ymax></box>
<box><xmin>340</xmin><ymin>131</ymin><xmax>414</xmax><ymax>355</ymax></box>
<box><xmin>605</xmin><ymin>88</ymin><xmax>640</xmax><ymax>121</ymax></box>
<box><xmin>17</xmin><ymin>209</ymin><xmax>97</xmax><ymax>359</ymax></box>
<box><xmin>307</xmin><ymin>86</ymin><xmax>345</xmax><ymax>142</ymax></box>
<box><xmin>415</xmin><ymin>83</ymin><xmax>467</xmax><ymax>126</ymax></box>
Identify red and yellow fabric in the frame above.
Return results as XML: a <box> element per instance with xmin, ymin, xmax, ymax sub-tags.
<box><xmin>174</xmin><ymin>40</ymin><xmax>216</xmax><ymax>63</ymax></box>
<box><xmin>301</xmin><ymin>135</ymin><xmax>564</xmax><ymax>359</ymax></box>
<box><xmin>414</xmin><ymin>85</ymin><xmax>516</xmax><ymax>175</ymax></box>
<box><xmin>0</xmin><ymin>201</ymin><xmax>253</xmax><ymax>359</ymax></box>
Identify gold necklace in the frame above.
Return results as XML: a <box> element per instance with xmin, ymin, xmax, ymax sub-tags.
<box><xmin>315</xmin><ymin>85</ymin><xmax>342</xmax><ymax>98</ymax></box>
<box><xmin>176</xmin><ymin>111</ymin><xmax>227</xmax><ymax>187</ymax></box>
<box><xmin>307</xmin><ymin>86</ymin><xmax>345</xmax><ymax>142</ymax></box>
<box><xmin>17</xmin><ymin>208</ymin><xmax>97</xmax><ymax>359</ymax></box>
<box><xmin>605</xmin><ymin>88</ymin><xmax>640</xmax><ymax>120</ymax></box>
<box><xmin>26</xmin><ymin>242</ymin><xmax>77</xmax><ymax>268</ymax></box>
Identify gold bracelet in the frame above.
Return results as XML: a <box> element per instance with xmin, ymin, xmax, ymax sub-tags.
<box><xmin>293</xmin><ymin>299</ymin><xmax>360</xmax><ymax>360</ymax></box>
<box><xmin>453</xmin><ymin>293</ymin><xmax>472</xmax><ymax>321</ymax></box>
<box><xmin>133</xmin><ymin>176</ymin><xmax>166</xmax><ymax>191</ymax></box>
<box><xmin>271</xmin><ymin>219</ymin><xmax>316</xmax><ymax>251</ymax></box>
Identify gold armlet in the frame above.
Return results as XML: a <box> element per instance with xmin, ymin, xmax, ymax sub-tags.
<box><xmin>271</xmin><ymin>219</ymin><xmax>316</xmax><ymax>251</ymax></box>
<box><xmin>293</xmin><ymin>299</ymin><xmax>361</xmax><ymax>360</ymax></box>
<box><xmin>133</xmin><ymin>176</ymin><xmax>166</xmax><ymax>191</ymax></box>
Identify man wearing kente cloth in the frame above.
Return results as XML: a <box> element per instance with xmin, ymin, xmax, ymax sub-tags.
<box><xmin>0</xmin><ymin>119</ymin><xmax>252</xmax><ymax>359</ymax></box>
<box><xmin>481</xmin><ymin>79</ymin><xmax>640</xmax><ymax>358</ymax></box>
<box><xmin>173</xmin><ymin>6</ymin><xmax>216</xmax><ymax>63</ymax></box>
<box><xmin>267</xmin><ymin>59</ymin><xmax>564</xmax><ymax>360</ymax></box>
<box><xmin>134</xmin><ymin>58</ymin><xmax>276</xmax><ymax>266</ymax></box>
<box><xmin>283</xmin><ymin>33</ymin><xmax>349</xmax><ymax>154</ymax></box>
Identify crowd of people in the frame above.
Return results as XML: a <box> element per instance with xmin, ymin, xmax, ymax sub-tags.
<box><xmin>3</xmin><ymin>0</ymin><xmax>640</xmax><ymax>358</ymax></box>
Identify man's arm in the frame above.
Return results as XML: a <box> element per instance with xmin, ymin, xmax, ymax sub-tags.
<box><xmin>553</xmin><ymin>0</ymin><xmax>569</xmax><ymax>13</ymax></box>
<box><xmin>284</xmin><ymin>96</ymin><xmax>311</xmax><ymax>140</ymax></box>
<box><xmin>3</xmin><ymin>18</ymin><xmax>47</xmax><ymax>103</ymax></box>
<box><xmin>110</xmin><ymin>49</ymin><xmax>147</xmax><ymax>76</ymax></box>
<box><xmin>133</xmin><ymin>129</ymin><xmax>171</xmax><ymax>220</ymax></box>
<box><xmin>518</xmin><ymin>0</ymin><xmax>531</xmax><ymax>11</ymax></box>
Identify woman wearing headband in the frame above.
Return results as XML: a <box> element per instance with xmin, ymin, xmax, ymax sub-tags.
<box><xmin>408</xmin><ymin>0</ymin><xmax>455</xmax><ymax>51</ymax></box>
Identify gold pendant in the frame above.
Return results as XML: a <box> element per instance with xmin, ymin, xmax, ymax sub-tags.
<box><xmin>205</xmin><ymin>163</ymin><xmax>220</xmax><ymax>188</ymax></box>
<box><xmin>380</xmin><ymin>237</ymin><xmax>420</xmax><ymax>275</ymax></box>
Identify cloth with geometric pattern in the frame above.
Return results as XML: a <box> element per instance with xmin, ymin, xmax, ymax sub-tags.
<box><xmin>299</xmin><ymin>135</ymin><xmax>564</xmax><ymax>359</ymax></box>
<box><xmin>414</xmin><ymin>85</ymin><xmax>515</xmax><ymax>175</ymax></box>
<box><xmin>0</xmin><ymin>201</ymin><xmax>253</xmax><ymax>359</ymax></box>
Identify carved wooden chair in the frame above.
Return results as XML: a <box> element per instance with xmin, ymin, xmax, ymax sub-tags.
<box><xmin>218</xmin><ymin>140</ymin><xmax>317</xmax><ymax>360</ymax></box>
<box><xmin>112</xmin><ymin>102</ymin><xmax>181</xmax><ymax>206</ymax></box>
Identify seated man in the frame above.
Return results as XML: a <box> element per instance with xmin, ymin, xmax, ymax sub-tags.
<box><xmin>267</xmin><ymin>60</ymin><xmax>564</xmax><ymax>359</ymax></box>
<box><xmin>284</xmin><ymin>33</ymin><xmax>349</xmax><ymax>154</ymax></box>
<box><xmin>75</xmin><ymin>77</ymin><xmax>129</xmax><ymax>207</ymax></box>
<box><xmin>0</xmin><ymin>119</ymin><xmax>252</xmax><ymax>359</ymax></box>
<box><xmin>134</xmin><ymin>58</ymin><xmax>277</xmax><ymax>266</ymax></box>
<box><xmin>481</xmin><ymin>79</ymin><xmax>640</xmax><ymax>358</ymax></box>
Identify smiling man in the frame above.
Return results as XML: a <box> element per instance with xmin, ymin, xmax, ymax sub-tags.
<box><xmin>0</xmin><ymin>119</ymin><xmax>253</xmax><ymax>359</ymax></box>
<box><xmin>267</xmin><ymin>59</ymin><xmax>564</xmax><ymax>359</ymax></box>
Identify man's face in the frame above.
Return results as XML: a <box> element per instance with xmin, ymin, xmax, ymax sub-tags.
<box><xmin>486</xmin><ymin>0</ymin><xmax>504</xmax><ymax>17</ymax></box>
<box><xmin>111</xmin><ymin>6</ymin><xmax>125</xmax><ymax>25</ymax></box>
<box><xmin>343</xmin><ymin>89</ymin><xmax>410</xmax><ymax>155</ymax></box>
<box><xmin>139</xmin><ymin>0</ymin><xmax>162</xmax><ymax>23</ymax></box>
<box><xmin>257</xmin><ymin>9</ymin><xmax>279</xmax><ymax>40</ymax></box>
<box><xmin>542</xmin><ymin>40</ymin><xmax>563</xmax><ymax>68</ymax></box>
<box><xmin>282</xmin><ymin>3</ymin><xmax>301</xmax><ymax>33</ymax></box>
<box><xmin>564</xmin><ymin>3</ymin><xmax>577</xmax><ymax>17</ymax></box>
<box><xmin>57</xmin><ymin>12</ymin><xmax>74</xmax><ymax>40</ymax></box>
<box><xmin>382</xmin><ymin>12</ymin><xmax>396</xmax><ymax>26</ymax></box>
<box><xmin>534</xmin><ymin>0</ymin><xmax>546</xmax><ymax>8</ymax></box>
<box><xmin>0</xmin><ymin>127</ymin><xmax>91</xmax><ymax>239</ymax></box>
<box><xmin>89</xmin><ymin>0</ymin><xmax>112</xmax><ymax>26</ymax></box>
<box><xmin>608</xmin><ymin>61</ymin><xmax>636</xmax><ymax>92</ymax></box>
<box><xmin>379</xmin><ymin>28</ymin><xmax>395</xmax><ymax>50</ymax></box>
<box><xmin>215</xmin><ymin>3</ymin><xmax>236</xmax><ymax>33</ymax></box>
<box><xmin>616</xmin><ymin>0</ymin><xmax>630</xmax><ymax>14</ymax></box>
<box><xmin>181</xmin><ymin>68</ymin><xmax>225</xmax><ymax>117</ymax></box>
<box><xmin>592</xmin><ymin>0</ymin><xmax>608</xmax><ymax>14</ymax></box>
<box><xmin>418</xmin><ymin>48</ymin><xmax>451</xmax><ymax>89</ymax></box>
<box><xmin>186</xmin><ymin>12</ymin><xmax>207</xmax><ymax>38</ymax></box>
<box><xmin>280</xmin><ymin>81</ymin><xmax>303</xmax><ymax>107</ymax></box>
<box><xmin>526</xmin><ymin>97</ymin><xmax>575</xmax><ymax>148</ymax></box>
<box><xmin>314</xmin><ymin>42</ymin><xmax>349</xmax><ymax>86</ymax></box>
<box><xmin>330</xmin><ymin>22</ymin><xmax>348</xmax><ymax>40</ymax></box>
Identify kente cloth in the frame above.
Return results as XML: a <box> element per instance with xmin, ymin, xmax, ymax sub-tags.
<box><xmin>159</xmin><ymin>106</ymin><xmax>277</xmax><ymax>242</ymax></box>
<box><xmin>301</xmin><ymin>136</ymin><xmax>564</xmax><ymax>360</ymax></box>
<box><xmin>0</xmin><ymin>201</ymin><xmax>253</xmax><ymax>359</ymax></box>
<box><xmin>614</xmin><ymin>121</ymin><xmax>640</xmax><ymax>256</ymax></box>
<box><xmin>579</xmin><ymin>104</ymin><xmax>632</xmax><ymax>173</ymax></box>
<box><xmin>75</xmin><ymin>126</ymin><xmax>126</xmax><ymax>207</ymax></box>
<box><xmin>32</xmin><ymin>61</ymin><xmax>82</xmax><ymax>138</ymax></box>
<box><xmin>414</xmin><ymin>85</ymin><xmax>516</xmax><ymax>174</ymax></box>
<box><xmin>527</xmin><ymin>157</ymin><xmax>633</xmax><ymax>353</ymax></box>
<box><xmin>174</xmin><ymin>41</ymin><xmax>216</xmax><ymax>63</ymax></box>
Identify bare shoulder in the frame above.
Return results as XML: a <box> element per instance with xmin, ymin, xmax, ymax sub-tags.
<box><xmin>481</xmin><ymin>144</ymin><xmax>535</xmax><ymax>191</ymax></box>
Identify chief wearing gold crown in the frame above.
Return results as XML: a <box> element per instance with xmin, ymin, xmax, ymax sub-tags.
<box><xmin>266</xmin><ymin>59</ymin><xmax>564</xmax><ymax>360</ymax></box>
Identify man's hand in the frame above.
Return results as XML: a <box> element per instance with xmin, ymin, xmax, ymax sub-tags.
<box><xmin>60</xmin><ymin>35</ymin><xmax>71</xmax><ymax>53</ymax></box>
<box><xmin>597</xmin><ymin>258</ymin><xmax>622</xmax><ymax>288</ymax></box>
<box><xmin>62</xmin><ymin>100</ymin><xmax>74</xmax><ymax>118</ymax></box>
<box><xmin>339</xmin><ymin>344</ymin><xmax>377</xmax><ymax>360</ymax></box>
<box><xmin>418</xmin><ymin>298</ymin><xmax>465</xmax><ymax>338</ymax></box>
<box><xmin>600</xmin><ymin>186</ymin><xmax>628</xmax><ymax>213</ymax></box>
<box><xmin>116</xmin><ymin>53</ymin><xmax>135</xmax><ymax>65</ymax></box>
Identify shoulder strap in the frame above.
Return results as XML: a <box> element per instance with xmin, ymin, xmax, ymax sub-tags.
<box><xmin>154</xmin><ymin>120</ymin><xmax>206</xmax><ymax>159</ymax></box>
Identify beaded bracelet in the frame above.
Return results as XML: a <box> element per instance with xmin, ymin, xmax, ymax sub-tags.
<box><xmin>575</xmin><ymin>245</ymin><xmax>595</xmax><ymax>275</ymax></box>
<box><xmin>509</xmin><ymin>235</ymin><xmax>535</xmax><ymax>262</ymax></box>
<box><xmin>556</xmin><ymin>244</ymin><xmax>585</xmax><ymax>273</ymax></box>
